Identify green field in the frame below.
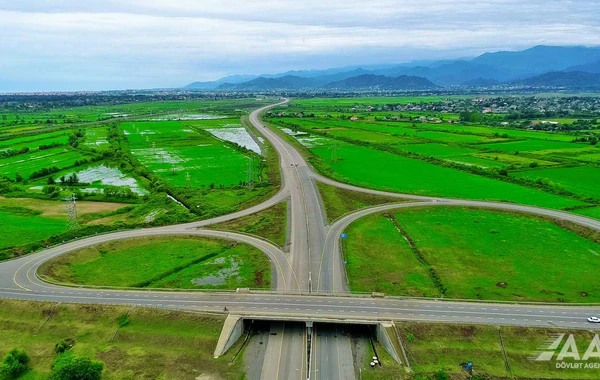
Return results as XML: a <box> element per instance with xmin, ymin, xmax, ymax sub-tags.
<box><xmin>481</xmin><ymin>139</ymin><xmax>586</xmax><ymax>153</ymax></box>
<box><xmin>344</xmin><ymin>207</ymin><xmax>600</xmax><ymax>302</ymax></box>
<box><xmin>210</xmin><ymin>201</ymin><xmax>288</xmax><ymax>247</ymax></box>
<box><xmin>317</xmin><ymin>181</ymin><xmax>408</xmax><ymax>222</ymax></box>
<box><xmin>0</xmin><ymin>300</ymin><xmax>243</xmax><ymax>379</ymax></box>
<box><xmin>40</xmin><ymin>236</ymin><xmax>271</xmax><ymax>290</ymax></box>
<box><xmin>123</xmin><ymin>120</ymin><xmax>257</xmax><ymax>188</ymax></box>
<box><xmin>310</xmin><ymin>141</ymin><xmax>584</xmax><ymax>209</ymax></box>
<box><xmin>0</xmin><ymin>208</ymin><xmax>68</xmax><ymax>250</ymax></box>
<box><xmin>512</xmin><ymin>166</ymin><xmax>600</xmax><ymax>199</ymax></box>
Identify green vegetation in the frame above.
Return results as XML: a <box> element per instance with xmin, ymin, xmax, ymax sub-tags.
<box><xmin>312</xmin><ymin>142</ymin><xmax>583</xmax><ymax>209</ymax></box>
<box><xmin>344</xmin><ymin>207</ymin><xmax>600</xmax><ymax>302</ymax></box>
<box><xmin>210</xmin><ymin>201</ymin><xmax>288</xmax><ymax>247</ymax></box>
<box><xmin>512</xmin><ymin>165</ymin><xmax>600</xmax><ymax>199</ymax></box>
<box><xmin>0</xmin><ymin>299</ymin><xmax>243</xmax><ymax>379</ymax></box>
<box><xmin>49</xmin><ymin>353</ymin><xmax>104</xmax><ymax>380</ymax></box>
<box><xmin>396</xmin><ymin>322</ymin><xmax>600</xmax><ymax>379</ymax></box>
<box><xmin>0</xmin><ymin>97</ymin><xmax>280</xmax><ymax>262</ymax></box>
<box><xmin>39</xmin><ymin>236</ymin><xmax>271</xmax><ymax>290</ymax></box>
<box><xmin>317</xmin><ymin>182</ymin><xmax>408</xmax><ymax>222</ymax></box>
<box><xmin>266</xmin><ymin>97</ymin><xmax>600</xmax><ymax>210</ymax></box>
<box><xmin>1</xmin><ymin>349</ymin><xmax>31</xmax><ymax>379</ymax></box>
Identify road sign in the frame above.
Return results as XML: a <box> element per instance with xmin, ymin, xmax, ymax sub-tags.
<box><xmin>341</xmin><ymin>233</ymin><xmax>348</xmax><ymax>239</ymax></box>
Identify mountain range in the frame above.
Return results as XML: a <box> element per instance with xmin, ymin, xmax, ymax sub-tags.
<box><xmin>185</xmin><ymin>45</ymin><xmax>600</xmax><ymax>91</ymax></box>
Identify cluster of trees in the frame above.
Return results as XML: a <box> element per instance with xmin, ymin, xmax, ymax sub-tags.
<box><xmin>59</xmin><ymin>173</ymin><xmax>80</xmax><ymax>186</ymax></box>
<box><xmin>29</xmin><ymin>166</ymin><xmax>60</xmax><ymax>180</ymax></box>
<box><xmin>68</xmin><ymin>129</ymin><xmax>85</xmax><ymax>148</ymax></box>
<box><xmin>38</xmin><ymin>142</ymin><xmax>64</xmax><ymax>150</ymax></box>
<box><xmin>573</xmin><ymin>135</ymin><xmax>598</xmax><ymax>145</ymax></box>
<box><xmin>0</xmin><ymin>147</ymin><xmax>29</xmax><ymax>158</ymax></box>
<box><xmin>0</xmin><ymin>342</ymin><xmax>104</xmax><ymax>380</ymax></box>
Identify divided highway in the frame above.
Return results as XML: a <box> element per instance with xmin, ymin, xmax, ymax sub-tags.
<box><xmin>2</xmin><ymin>99</ymin><xmax>600</xmax><ymax>379</ymax></box>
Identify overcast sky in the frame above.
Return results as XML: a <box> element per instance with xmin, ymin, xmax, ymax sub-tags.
<box><xmin>1</xmin><ymin>0</ymin><xmax>599</xmax><ymax>91</ymax></box>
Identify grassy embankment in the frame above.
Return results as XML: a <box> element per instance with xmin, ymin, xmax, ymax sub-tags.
<box><xmin>40</xmin><ymin>236</ymin><xmax>271</xmax><ymax>290</ymax></box>
<box><xmin>0</xmin><ymin>299</ymin><xmax>243</xmax><ymax>380</ymax></box>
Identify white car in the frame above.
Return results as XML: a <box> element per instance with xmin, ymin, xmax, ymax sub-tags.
<box><xmin>587</xmin><ymin>317</ymin><xmax>600</xmax><ymax>323</ymax></box>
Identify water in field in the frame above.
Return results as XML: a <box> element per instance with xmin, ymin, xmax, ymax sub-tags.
<box><xmin>148</xmin><ymin>114</ymin><xmax>227</xmax><ymax>121</ymax></box>
<box><xmin>191</xmin><ymin>257</ymin><xmax>241</xmax><ymax>286</ymax></box>
<box><xmin>281</xmin><ymin>128</ymin><xmax>328</xmax><ymax>148</ymax></box>
<box><xmin>206</xmin><ymin>127</ymin><xmax>262</xmax><ymax>155</ymax></box>
<box><xmin>72</xmin><ymin>165</ymin><xmax>147</xmax><ymax>195</ymax></box>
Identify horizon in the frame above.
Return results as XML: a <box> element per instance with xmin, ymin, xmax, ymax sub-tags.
<box><xmin>2</xmin><ymin>1</ymin><xmax>600</xmax><ymax>92</ymax></box>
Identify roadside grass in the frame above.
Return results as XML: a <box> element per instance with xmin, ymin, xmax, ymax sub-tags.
<box><xmin>0</xmin><ymin>299</ymin><xmax>243</xmax><ymax>379</ymax></box>
<box><xmin>343</xmin><ymin>214</ymin><xmax>437</xmax><ymax>296</ymax></box>
<box><xmin>210</xmin><ymin>201</ymin><xmax>288</xmax><ymax>247</ymax></box>
<box><xmin>573</xmin><ymin>206</ymin><xmax>600</xmax><ymax>220</ymax></box>
<box><xmin>396</xmin><ymin>322</ymin><xmax>600</xmax><ymax>379</ymax></box>
<box><xmin>316</xmin><ymin>182</ymin><xmax>409</xmax><ymax>223</ymax></box>
<box><xmin>512</xmin><ymin>165</ymin><xmax>600</xmax><ymax>200</ymax></box>
<box><xmin>343</xmin><ymin>207</ymin><xmax>600</xmax><ymax>302</ymax></box>
<box><xmin>39</xmin><ymin>236</ymin><xmax>271</xmax><ymax>290</ymax></box>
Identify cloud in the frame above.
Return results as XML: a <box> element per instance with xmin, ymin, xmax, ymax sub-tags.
<box><xmin>1</xmin><ymin>1</ymin><xmax>599</xmax><ymax>91</ymax></box>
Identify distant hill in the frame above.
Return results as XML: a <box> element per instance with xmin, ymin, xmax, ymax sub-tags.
<box><xmin>461</xmin><ymin>77</ymin><xmax>500</xmax><ymax>87</ymax></box>
<box><xmin>218</xmin><ymin>75</ymin><xmax>318</xmax><ymax>90</ymax></box>
<box><xmin>325</xmin><ymin>74</ymin><xmax>437</xmax><ymax>90</ymax></box>
<box><xmin>471</xmin><ymin>45</ymin><xmax>600</xmax><ymax>74</ymax></box>
<box><xmin>565</xmin><ymin>60</ymin><xmax>600</xmax><ymax>74</ymax></box>
<box><xmin>515</xmin><ymin>71</ymin><xmax>600</xmax><ymax>89</ymax></box>
<box><xmin>184</xmin><ymin>45</ymin><xmax>600</xmax><ymax>90</ymax></box>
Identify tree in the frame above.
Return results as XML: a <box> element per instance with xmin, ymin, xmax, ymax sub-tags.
<box><xmin>0</xmin><ymin>349</ymin><xmax>31</xmax><ymax>379</ymax></box>
<box><xmin>50</xmin><ymin>353</ymin><xmax>103</xmax><ymax>380</ymax></box>
<box><xmin>47</xmin><ymin>176</ymin><xmax>56</xmax><ymax>185</ymax></box>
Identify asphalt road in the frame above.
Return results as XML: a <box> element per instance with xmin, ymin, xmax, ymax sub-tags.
<box><xmin>2</xmin><ymin>99</ymin><xmax>600</xmax><ymax>379</ymax></box>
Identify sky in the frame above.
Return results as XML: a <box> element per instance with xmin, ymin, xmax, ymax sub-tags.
<box><xmin>1</xmin><ymin>0</ymin><xmax>600</xmax><ymax>91</ymax></box>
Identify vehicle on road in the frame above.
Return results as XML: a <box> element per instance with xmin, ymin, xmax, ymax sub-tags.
<box><xmin>587</xmin><ymin>317</ymin><xmax>600</xmax><ymax>323</ymax></box>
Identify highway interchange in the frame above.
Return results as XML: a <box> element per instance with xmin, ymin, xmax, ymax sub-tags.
<box><xmin>2</xmin><ymin>99</ymin><xmax>600</xmax><ymax>379</ymax></box>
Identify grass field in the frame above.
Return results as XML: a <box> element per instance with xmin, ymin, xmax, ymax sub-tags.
<box><xmin>481</xmin><ymin>139</ymin><xmax>586</xmax><ymax>153</ymax></box>
<box><xmin>574</xmin><ymin>206</ymin><xmax>600</xmax><ymax>220</ymax></box>
<box><xmin>512</xmin><ymin>165</ymin><xmax>600</xmax><ymax>200</ymax></box>
<box><xmin>310</xmin><ymin>141</ymin><xmax>584</xmax><ymax>209</ymax></box>
<box><xmin>0</xmin><ymin>299</ymin><xmax>243</xmax><ymax>379</ymax></box>
<box><xmin>395</xmin><ymin>322</ymin><xmax>600</xmax><ymax>379</ymax></box>
<box><xmin>39</xmin><ymin>236</ymin><xmax>271</xmax><ymax>290</ymax></box>
<box><xmin>343</xmin><ymin>207</ymin><xmax>600</xmax><ymax>302</ymax></box>
<box><xmin>317</xmin><ymin>182</ymin><xmax>408</xmax><ymax>222</ymax></box>
<box><xmin>210</xmin><ymin>201</ymin><xmax>288</xmax><ymax>247</ymax></box>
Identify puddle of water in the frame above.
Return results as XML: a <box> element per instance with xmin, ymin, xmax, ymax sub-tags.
<box><xmin>71</xmin><ymin>165</ymin><xmax>147</xmax><ymax>195</ymax></box>
<box><xmin>191</xmin><ymin>257</ymin><xmax>241</xmax><ymax>286</ymax></box>
<box><xmin>206</xmin><ymin>128</ymin><xmax>262</xmax><ymax>155</ymax></box>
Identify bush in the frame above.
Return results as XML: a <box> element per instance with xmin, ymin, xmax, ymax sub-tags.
<box><xmin>50</xmin><ymin>353</ymin><xmax>104</xmax><ymax>380</ymax></box>
<box><xmin>54</xmin><ymin>338</ymin><xmax>76</xmax><ymax>354</ymax></box>
<box><xmin>0</xmin><ymin>349</ymin><xmax>30</xmax><ymax>379</ymax></box>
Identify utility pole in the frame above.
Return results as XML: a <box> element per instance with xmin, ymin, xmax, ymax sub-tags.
<box><xmin>65</xmin><ymin>193</ymin><xmax>79</xmax><ymax>230</ymax></box>
<box><xmin>185</xmin><ymin>172</ymin><xmax>191</xmax><ymax>188</ymax></box>
<box><xmin>331</xmin><ymin>140</ymin><xmax>338</xmax><ymax>162</ymax></box>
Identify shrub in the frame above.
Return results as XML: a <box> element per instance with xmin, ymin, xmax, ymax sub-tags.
<box><xmin>54</xmin><ymin>338</ymin><xmax>76</xmax><ymax>354</ymax></box>
<box><xmin>0</xmin><ymin>349</ymin><xmax>30</xmax><ymax>379</ymax></box>
<box><xmin>50</xmin><ymin>353</ymin><xmax>104</xmax><ymax>380</ymax></box>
